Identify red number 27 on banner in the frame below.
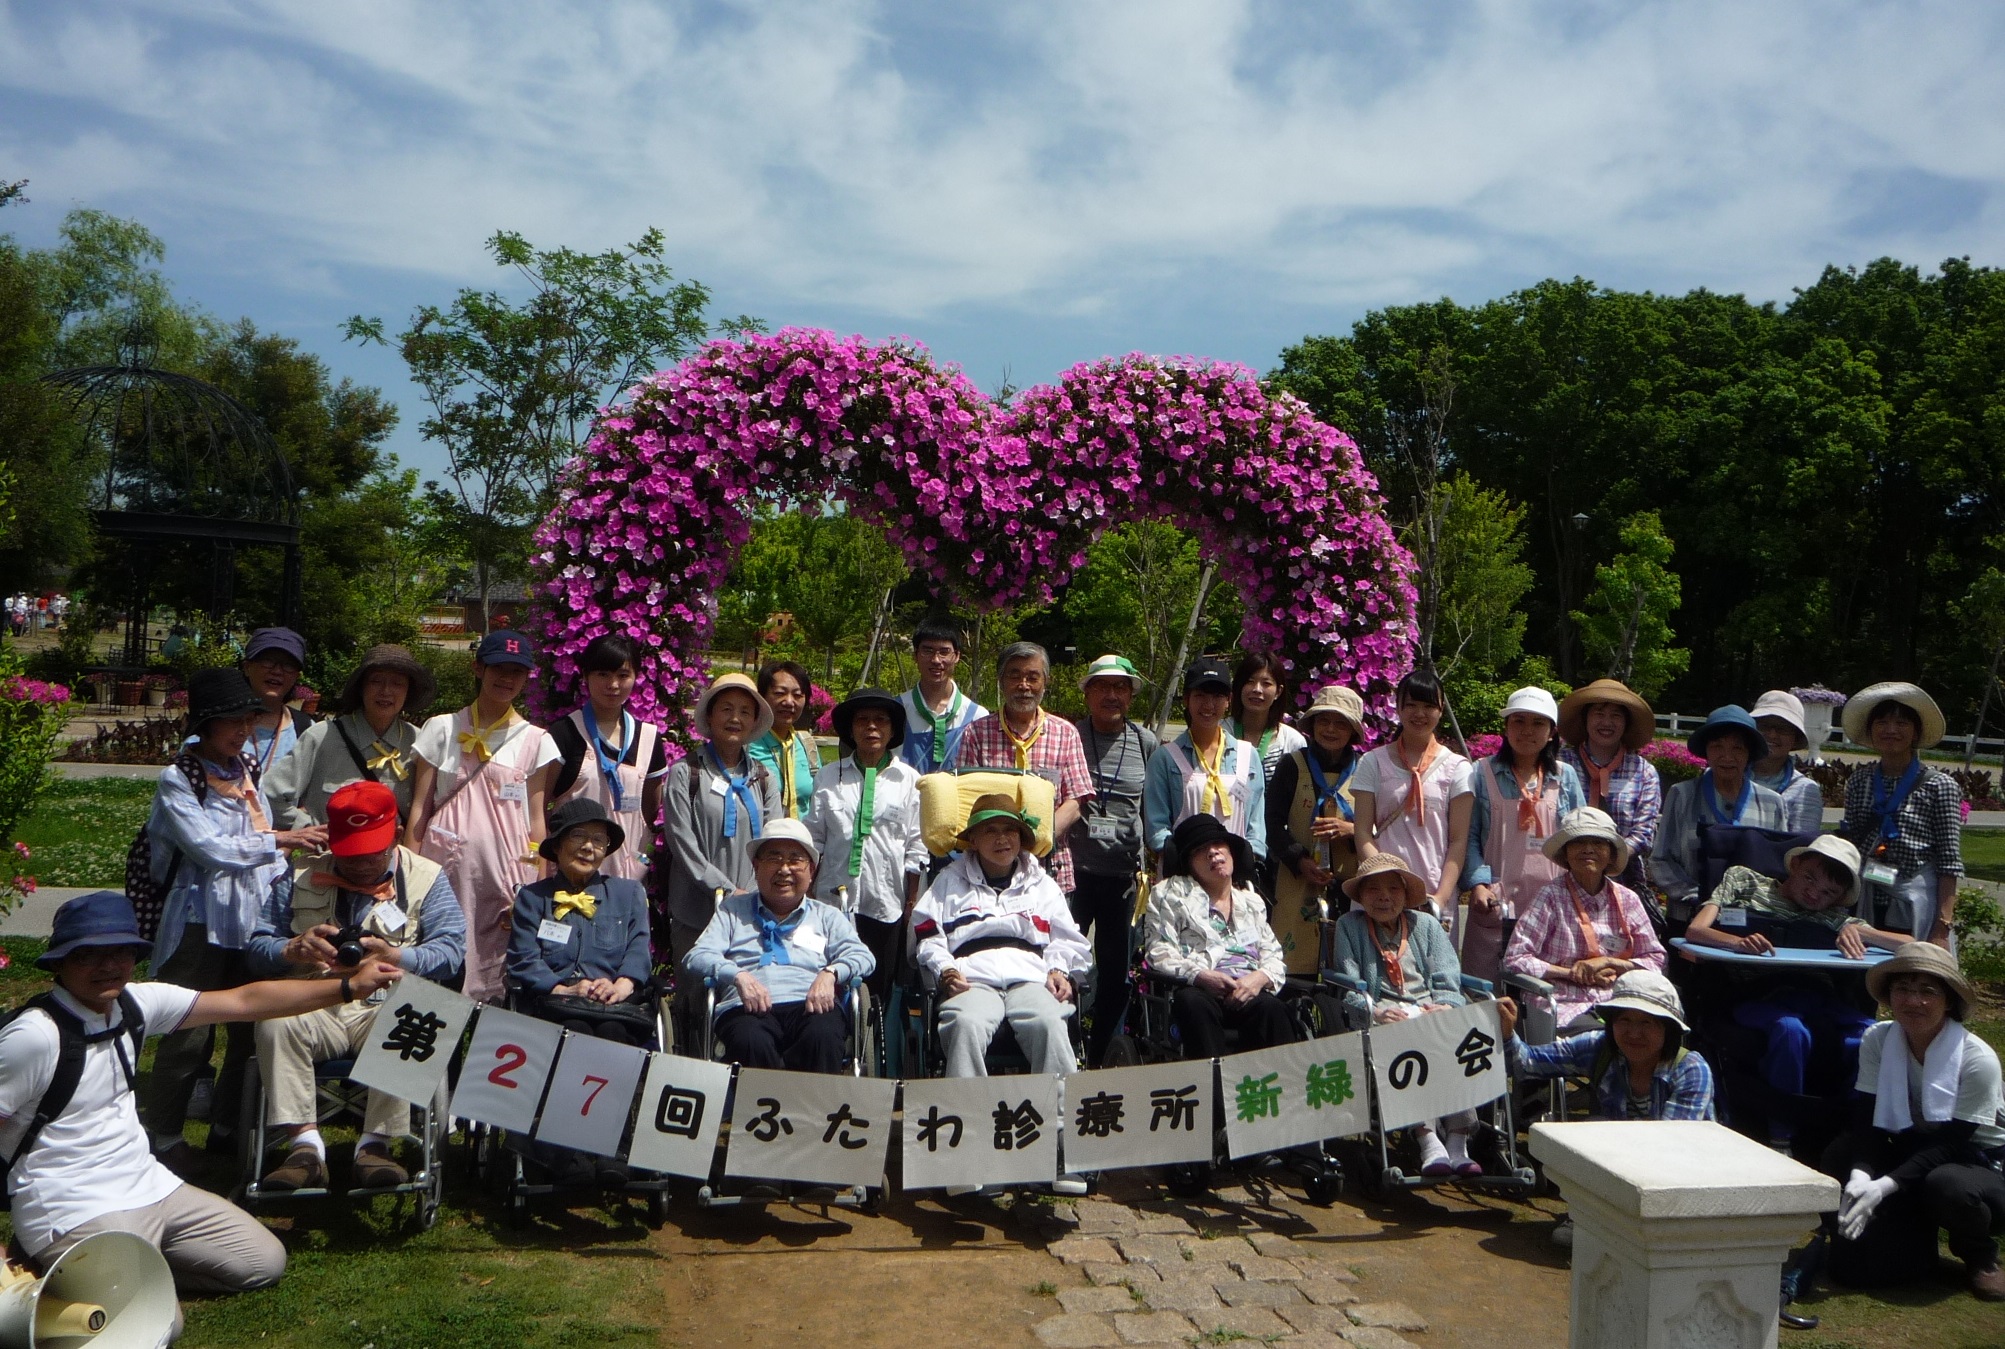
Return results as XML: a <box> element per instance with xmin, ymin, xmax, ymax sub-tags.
<box><xmin>488</xmin><ymin>1044</ymin><xmax>527</xmax><ymax>1088</ymax></box>
<box><xmin>580</xmin><ymin>1075</ymin><xmax>610</xmax><ymax>1114</ymax></box>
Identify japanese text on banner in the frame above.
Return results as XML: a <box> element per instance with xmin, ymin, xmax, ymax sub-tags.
<box><xmin>450</xmin><ymin>1006</ymin><xmax>564</xmax><ymax>1133</ymax></box>
<box><xmin>626</xmin><ymin>1053</ymin><xmax>733</xmax><ymax>1179</ymax></box>
<box><xmin>1061</xmin><ymin>1061</ymin><xmax>1214</xmax><ymax>1171</ymax></box>
<box><xmin>1218</xmin><ymin>1033</ymin><xmax>1369</xmax><ymax>1159</ymax></box>
<box><xmin>347</xmin><ymin>976</ymin><xmax>477</xmax><ymax>1106</ymax></box>
<box><xmin>1366</xmin><ymin>1000</ymin><xmax>1504</xmax><ymax>1131</ymax></box>
<box><xmin>531</xmin><ymin>1033</ymin><xmax>649</xmax><ymax>1158</ymax></box>
<box><xmin>901</xmin><ymin>1074</ymin><xmax>1061</xmax><ymax>1191</ymax></box>
<box><xmin>724</xmin><ymin>1068</ymin><xmax>896</xmax><ymax>1188</ymax></box>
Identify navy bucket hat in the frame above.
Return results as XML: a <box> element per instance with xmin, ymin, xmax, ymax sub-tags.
<box><xmin>39</xmin><ymin>890</ymin><xmax>149</xmax><ymax>968</ymax></box>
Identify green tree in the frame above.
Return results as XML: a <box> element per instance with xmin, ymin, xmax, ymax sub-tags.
<box><xmin>1572</xmin><ymin>511</ymin><xmax>1688</xmax><ymax>700</ymax></box>
<box><xmin>346</xmin><ymin>228</ymin><xmax>735</xmax><ymax>628</ymax></box>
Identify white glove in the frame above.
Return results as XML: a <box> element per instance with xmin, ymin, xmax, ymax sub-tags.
<box><xmin>1837</xmin><ymin>1174</ymin><xmax>1899</xmax><ymax>1241</ymax></box>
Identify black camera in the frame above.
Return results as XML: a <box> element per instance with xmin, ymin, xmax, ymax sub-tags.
<box><xmin>329</xmin><ymin>924</ymin><xmax>369</xmax><ymax>968</ymax></box>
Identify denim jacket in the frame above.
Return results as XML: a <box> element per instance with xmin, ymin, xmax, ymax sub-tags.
<box><xmin>507</xmin><ymin>873</ymin><xmax>652</xmax><ymax>994</ymax></box>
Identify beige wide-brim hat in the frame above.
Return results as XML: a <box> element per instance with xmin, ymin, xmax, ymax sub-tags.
<box><xmin>1341</xmin><ymin>852</ymin><xmax>1426</xmax><ymax>909</ymax></box>
<box><xmin>1864</xmin><ymin>941</ymin><xmax>1975</xmax><ymax>1021</ymax></box>
<box><xmin>1596</xmin><ymin>969</ymin><xmax>1690</xmax><ymax>1032</ymax></box>
<box><xmin>1557</xmin><ymin>679</ymin><xmax>1654</xmax><ymax>751</ymax></box>
<box><xmin>1299</xmin><ymin>685</ymin><xmax>1366</xmax><ymax>739</ymax></box>
<box><xmin>1782</xmin><ymin>834</ymin><xmax>1863</xmax><ymax>909</ymax></box>
<box><xmin>1842</xmin><ymin>682</ymin><xmax>1946</xmax><ymax>751</ymax></box>
<box><xmin>1540</xmin><ymin>806</ymin><xmax>1633</xmax><ymax>874</ymax></box>
<box><xmin>1749</xmin><ymin>690</ymin><xmax>1809</xmax><ymax>750</ymax></box>
<box><xmin>694</xmin><ymin>671</ymin><xmax>774</xmax><ymax>742</ymax></box>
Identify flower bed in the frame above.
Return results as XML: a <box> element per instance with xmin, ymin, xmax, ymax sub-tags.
<box><xmin>531</xmin><ymin>330</ymin><xmax>1416</xmax><ymax>750</ymax></box>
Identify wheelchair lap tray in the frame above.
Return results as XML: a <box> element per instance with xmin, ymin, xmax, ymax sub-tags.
<box><xmin>918</xmin><ymin>770</ymin><xmax>1056</xmax><ymax>858</ymax></box>
<box><xmin>1740</xmin><ymin>914</ymin><xmax>1841</xmax><ymax>951</ymax></box>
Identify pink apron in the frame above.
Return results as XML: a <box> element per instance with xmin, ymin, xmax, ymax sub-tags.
<box><xmin>553</xmin><ymin>708</ymin><xmax>657</xmax><ymax>884</ymax></box>
<box><xmin>421</xmin><ymin>712</ymin><xmax>549</xmax><ymax>1002</ymax></box>
<box><xmin>1368</xmin><ymin>745</ymin><xmax>1464</xmax><ymax>938</ymax></box>
<box><xmin>1464</xmin><ymin>763</ymin><xmax>1563</xmax><ymax>982</ymax></box>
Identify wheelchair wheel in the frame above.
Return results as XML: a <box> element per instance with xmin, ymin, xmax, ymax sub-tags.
<box><xmin>1164</xmin><ymin>1163</ymin><xmax>1210</xmax><ymax>1199</ymax></box>
<box><xmin>1101</xmin><ymin>1035</ymin><xmax>1141</xmax><ymax>1068</ymax></box>
<box><xmin>1303</xmin><ymin>1169</ymin><xmax>1342</xmax><ymax>1206</ymax></box>
<box><xmin>647</xmin><ymin>1187</ymin><xmax>669</xmax><ymax>1228</ymax></box>
<box><xmin>506</xmin><ymin>1186</ymin><xmax>530</xmax><ymax>1227</ymax></box>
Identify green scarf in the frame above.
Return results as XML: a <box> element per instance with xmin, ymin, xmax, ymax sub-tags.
<box><xmin>848</xmin><ymin>753</ymin><xmax>891</xmax><ymax>874</ymax></box>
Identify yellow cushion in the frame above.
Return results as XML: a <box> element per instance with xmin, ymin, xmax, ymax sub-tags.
<box><xmin>917</xmin><ymin>771</ymin><xmax>1057</xmax><ymax>858</ymax></box>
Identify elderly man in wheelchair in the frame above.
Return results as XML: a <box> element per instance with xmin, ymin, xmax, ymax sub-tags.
<box><xmin>247</xmin><ymin>781</ymin><xmax>465</xmax><ymax>1192</ymax></box>
<box><xmin>683</xmin><ymin>819</ymin><xmax>875</xmax><ymax>1074</ymax></box>
<box><xmin>913</xmin><ymin>794</ymin><xmax>1091</xmax><ymax>1078</ymax></box>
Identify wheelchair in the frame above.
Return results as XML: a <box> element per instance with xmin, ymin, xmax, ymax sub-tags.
<box><xmin>235</xmin><ymin>1029</ymin><xmax>447</xmax><ymax>1231</ymax></box>
<box><xmin>1321</xmin><ymin>970</ymin><xmax>1538</xmax><ymax>1199</ymax></box>
<box><xmin>1101</xmin><ymin>964</ymin><xmax>1346</xmax><ymax>1206</ymax></box>
<box><xmin>472</xmin><ymin>980</ymin><xmax>675</xmax><ymax>1228</ymax></box>
<box><xmin>687</xmin><ymin>975</ymin><xmax>883</xmax><ymax>1211</ymax></box>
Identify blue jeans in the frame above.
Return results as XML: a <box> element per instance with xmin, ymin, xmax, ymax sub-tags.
<box><xmin>1732</xmin><ymin>986</ymin><xmax>1873</xmax><ymax>1137</ymax></box>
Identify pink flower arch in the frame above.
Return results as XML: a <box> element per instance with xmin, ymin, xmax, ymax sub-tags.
<box><xmin>530</xmin><ymin>328</ymin><xmax>1415</xmax><ymax>750</ymax></box>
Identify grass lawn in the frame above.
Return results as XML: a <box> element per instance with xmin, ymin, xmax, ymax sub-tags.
<box><xmin>13</xmin><ymin>775</ymin><xmax>155</xmax><ymax>888</ymax></box>
<box><xmin>1964</xmin><ymin>828</ymin><xmax>2005</xmax><ymax>886</ymax></box>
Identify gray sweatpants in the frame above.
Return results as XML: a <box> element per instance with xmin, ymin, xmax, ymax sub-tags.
<box><xmin>938</xmin><ymin>981</ymin><xmax>1077</xmax><ymax>1077</ymax></box>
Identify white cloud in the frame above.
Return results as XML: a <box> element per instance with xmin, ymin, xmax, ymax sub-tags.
<box><xmin>4</xmin><ymin>0</ymin><xmax>2001</xmax><ymax>324</ymax></box>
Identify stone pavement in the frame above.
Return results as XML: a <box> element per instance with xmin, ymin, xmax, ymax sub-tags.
<box><xmin>1030</xmin><ymin>1196</ymin><xmax>1429</xmax><ymax>1349</ymax></box>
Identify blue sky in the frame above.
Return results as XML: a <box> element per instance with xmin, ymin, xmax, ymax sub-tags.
<box><xmin>3</xmin><ymin>0</ymin><xmax>2002</xmax><ymax>482</ymax></box>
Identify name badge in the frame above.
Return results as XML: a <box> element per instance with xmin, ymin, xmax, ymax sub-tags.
<box><xmin>537</xmin><ymin>919</ymin><xmax>574</xmax><ymax>946</ymax></box>
<box><xmin>791</xmin><ymin>927</ymin><xmax>828</xmax><ymax>960</ymax></box>
<box><xmin>367</xmin><ymin>900</ymin><xmax>408</xmax><ymax>933</ymax></box>
<box><xmin>496</xmin><ymin>780</ymin><xmax>527</xmax><ymax>803</ymax></box>
<box><xmin>1716</xmin><ymin>908</ymin><xmax>1748</xmax><ymax>929</ymax></box>
<box><xmin>1086</xmin><ymin>818</ymin><xmax>1122</xmax><ymax>844</ymax></box>
<box><xmin>1862</xmin><ymin>860</ymin><xmax>1898</xmax><ymax>887</ymax></box>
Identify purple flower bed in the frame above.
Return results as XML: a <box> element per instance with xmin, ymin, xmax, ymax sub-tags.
<box><xmin>530</xmin><ymin>330</ymin><xmax>1417</xmax><ymax>755</ymax></box>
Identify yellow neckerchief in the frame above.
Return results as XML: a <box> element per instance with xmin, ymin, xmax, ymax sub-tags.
<box><xmin>458</xmin><ymin>704</ymin><xmax>518</xmax><ymax>763</ymax></box>
<box><xmin>773</xmin><ymin>729</ymin><xmax>800</xmax><ymax>818</ymax></box>
<box><xmin>363</xmin><ymin>719</ymin><xmax>411</xmax><ymax>780</ymax></box>
<box><xmin>552</xmin><ymin>880</ymin><xmax>598</xmax><ymax>921</ymax></box>
<box><xmin>1192</xmin><ymin>731</ymin><xmax>1232</xmax><ymax>819</ymax></box>
<box><xmin>1004</xmin><ymin>710</ymin><xmax>1045</xmax><ymax>770</ymax></box>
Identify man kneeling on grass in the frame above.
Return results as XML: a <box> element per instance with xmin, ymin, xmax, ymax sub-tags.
<box><xmin>0</xmin><ymin>891</ymin><xmax>403</xmax><ymax>1338</ymax></box>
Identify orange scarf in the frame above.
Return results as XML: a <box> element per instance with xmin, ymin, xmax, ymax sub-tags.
<box><xmin>1392</xmin><ymin>737</ymin><xmax>1442</xmax><ymax>826</ymax></box>
<box><xmin>1579</xmin><ymin>747</ymin><xmax>1624</xmax><ymax>811</ymax></box>
<box><xmin>1565</xmin><ymin>873</ymin><xmax>1635</xmax><ymax>959</ymax></box>
<box><xmin>1510</xmin><ymin>759</ymin><xmax>1548</xmax><ymax>835</ymax></box>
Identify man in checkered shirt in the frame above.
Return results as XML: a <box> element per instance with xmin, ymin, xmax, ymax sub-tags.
<box><xmin>947</xmin><ymin>642</ymin><xmax>1096</xmax><ymax>893</ymax></box>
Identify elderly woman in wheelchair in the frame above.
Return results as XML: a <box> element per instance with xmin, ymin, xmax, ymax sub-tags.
<box><xmin>913</xmin><ymin>795</ymin><xmax>1090</xmax><ymax>1077</ymax></box>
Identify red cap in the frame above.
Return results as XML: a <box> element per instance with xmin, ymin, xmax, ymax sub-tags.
<box><xmin>327</xmin><ymin>780</ymin><xmax>399</xmax><ymax>856</ymax></box>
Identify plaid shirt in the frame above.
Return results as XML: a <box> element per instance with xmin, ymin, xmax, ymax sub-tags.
<box><xmin>1507</xmin><ymin>1032</ymin><xmax>1716</xmax><ymax>1121</ymax></box>
<box><xmin>949</xmin><ymin>709</ymin><xmax>1096</xmax><ymax>891</ymax></box>
<box><xmin>1838</xmin><ymin>763</ymin><xmax>1964</xmax><ymax>881</ymax></box>
<box><xmin>1502</xmin><ymin>875</ymin><xmax>1667</xmax><ymax>1024</ymax></box>
<box><xmin>1560</xmin><ymin>747</ymin><xmax>1662</xmax><ymax>889</ymax></box>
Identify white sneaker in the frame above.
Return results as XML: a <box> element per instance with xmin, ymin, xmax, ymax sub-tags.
<box><xmin>1051</xmin><ymin>1177</ymin><xmax>1089</xmax><ymax>1196</ymax></box>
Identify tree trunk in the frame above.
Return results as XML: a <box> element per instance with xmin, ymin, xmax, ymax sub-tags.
<box><xmin>857</xmin><ymin>584</ymin><xmax>896</xmax><ymax>687</ymax></box>
<box><xmin>1971</xmin><ymin>634</ymin><xmax>2005</xmax><ymax>771</ymax></box>
<box><xmin>1152</xmin><ymin>560</ymin><xmax>1218</xmax><ymax>739</ymax></box>
<box><xmin>476</xmin><ymin>559</ymin><xmax>492</xmax><ymax>636</ymax></box>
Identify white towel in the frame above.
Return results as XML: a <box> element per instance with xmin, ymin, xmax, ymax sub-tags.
<box><xmin>1873</xmin><ymin>1019</ymin><xmax>1968</xmax><ymax>1133</ymax></box>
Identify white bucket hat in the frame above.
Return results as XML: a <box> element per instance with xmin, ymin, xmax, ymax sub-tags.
<box><xmin>1597</xmin><ymin>969</ymin><xmax>1689</xmax><ymax>1032</ymax></box>
<box><xmin>1077</xmin><ymin>653</ymin><xmax>1145</xmax><ymax>691</ymax></box>
<box><xmin>745</xmin><ymin>817</ymin><xmax>819</xmax><ymax>868</ymax></box>
<box><xmin>1540</xmin><ymin>806</ymin><xmax>1633</xmax><ymax>874</ymax></box>
<box><xmin>1502</xmin><ymin>686</ymin><xmax>1560</xmax><ymax>726</ymax></box>
<box><xmin>1749</xmin><ymin>690</ymin><xmax>1809</xmax><ymax>750</ymax></box>
<box><xmin>1782</xmin><ymin>833</ymin><xmax>1862</xmax><ymax>909</ymax></box>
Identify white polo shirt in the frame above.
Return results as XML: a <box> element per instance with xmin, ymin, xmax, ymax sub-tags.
<box><xmin>0</xmin><ymin>982</ymin><xmax>198</xmax><ymax>1253</ymax></box>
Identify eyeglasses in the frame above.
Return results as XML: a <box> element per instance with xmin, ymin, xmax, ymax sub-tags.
<box><xmin>1889</xmin><ymin>979</ymin><xmax>1945</xmax><ymax>1001</ymax></box>
<box><xmin>564</xmin><ymin>836</ymin><xmax>610</xmax><ymax>854</ymax></box>
<box><xmin>758</xmin><ymin>854</ymin><xmax>814</xmax><ymax>872</ymax></box>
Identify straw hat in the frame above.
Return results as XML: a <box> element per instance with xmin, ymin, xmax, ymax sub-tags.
<box><xmin>1540</xmin><ymin>806</ymin><xmax>1633</xmax><ymax>874</ymax></box>
<box><xmin>1558</xmin><ymin>679</ymin><xmax>1654</xmax><ymax>751</ymax></box>
<box><xmin>1865</xmin><ymin>941</ymin><xmax>1975</xmax><ymax>1021</ymax></box>
<box><xmin>1341</xmin><ymin>852</ymin><xmax>1427</xmax><ymax>909</ymax></box>
<box><xmin>1749</xmin><ymin>690</ymin><xmax>1808</xmax><ymax>750</ymax></box>
<box><xmin>1842</xmin><ymin>682</ymin><xmax>1946</xmax><ymax>751</ymax></box>
<box><xmin>693</xmin><ymin>672</ymin><xmax>774</xmax><ymax>742</ymax></box>
<box><xmin>1596</xmin><ymin>970</ymin><xmax>1689</xmax><ymax>1032</ymax></box>
<box><xmin>1299</xmin><ymin>685</ymin><xmax>1367</xmax><ymax>739</ymax></box>
<box><xmin>958</xmin><ymin>793</ymin><xmax>1038</xmax><ymax>850</ymax></box>
<box><xmin>1782</xmin><ymin>834</ymin><xmax>1862</xmax><ymax>909</ymax></box>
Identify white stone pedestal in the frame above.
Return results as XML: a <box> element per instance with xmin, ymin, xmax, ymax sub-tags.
<box><xmin>1531</xmin><ymin>1121</ymin><xmax>1839</xmax><ymax>1349</ymax></box>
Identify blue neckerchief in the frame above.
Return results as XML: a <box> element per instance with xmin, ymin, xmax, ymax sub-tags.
<box><xmin>586</xmin><ymin>710</ymin><xmax>633</xmax><ymax>810</ymax></box>
<box><xmin>1304</xmin><ymin>750</ymin><xmax>1355</xmax><ymax>822</ymax></box>
<box><xmin>756</xmin><ymin>906</ymin><xmax>802</xmax><ymax>967</ymax></box>
<box><xmin>1756</xmin><ymin>760</ymin><xmax>1795</xmax><ymax>794</ymax></box>
<box><xmin>709</xmin><ymin>746</ymin><xmax>762</xmax><ymax>839</ymax></box>
<box><xmin>1871</xmin><ymin>758</ymin><xmax>1922</xmax><ymax>845</ymax></box>
<box><xmin>1699</xmin><ymin>769</ymin><xmax>1752</xmax><ymax>826</ymax></box>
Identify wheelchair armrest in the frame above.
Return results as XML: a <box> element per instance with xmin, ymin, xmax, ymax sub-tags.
<box><xmin>1458</xmin><ymin>974</ymin><xmax>1495</xmax><ymax>998</ymax></box>
<box><xmin>1319</xmin><ymin>971</ymin><xmax>1367</xmax><ymax>995</ymax></box>
<box><xmin>1500</xmin><ymin>970</ymin><xmax>1555</xmax><ymax>998</ymax></box>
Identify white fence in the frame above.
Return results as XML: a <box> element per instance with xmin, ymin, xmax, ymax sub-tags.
<box><xmin>1652</xmin><ymin>711</ymin><xmax>2005</xmax><ymax>761</ymax></box>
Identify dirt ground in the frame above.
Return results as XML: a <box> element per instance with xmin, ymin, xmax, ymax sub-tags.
<box><xmin>634</xmin><ymin>1169</ymin><xmax>1572</xmax><ymax>1348</ymax></box>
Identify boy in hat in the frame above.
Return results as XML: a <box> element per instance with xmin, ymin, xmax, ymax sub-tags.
<box><xmin>142</xmin><ymin>668</ymin><xmax>328</xmax><ymax>1171</ymax></box>
<box><xmin>248</xmin><ymin>780</ymin><xmax>465</xmax><ymax>1191</ymax></box>
<box><xmin>0</xmin><ymin>891</ymin><xmax>402</xmax><ymax>1325</ymax></box>
<box><xmin>265</xmin><ymin>644</ymin><xmax>435</xmax><ymax>829</ymax></box>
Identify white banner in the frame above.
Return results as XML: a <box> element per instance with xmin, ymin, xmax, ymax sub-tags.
<box><xmin>1061</xmin><ymin>1060</ymin><xmax>1214</xmax><ymax>1171</ymax></box>
<box><xmin>725</xmin><ymin>1068</ymin><xmax>897</xmax><ymax>1188</ymax></box>
<box><xmin>626</xmin><ymin>1053</ymin><xmax>733</xmax><ymax>1179</ymax></box>
<box><xmin>1218</xmin><ymin>1033</ymin><xmax>1370</xmax><ymax>1159</ymax></box>
<box><xmin>900</xmin><ymin>1074</ymin><xmax>1061</xmax><ymax>1191</ymax></box>
<box><xmin>531</xmin><ymin>1034</ymin><xmax>649</xmax><ymax>1157</ymax></box>
<box><xmin>1367</xmin><ymin>1001</ymin><xmax>1505</xmax><ymax>1131</ymax></box>
<box><xmin>347</xmin><ymin>977</ymin><xmax>476</xmax><ymax>1105</ymax></box>
<box><xmin>450</xmin><ymin>1006</ymin><xmax>564</xmax><ymax>1133</ymax></box>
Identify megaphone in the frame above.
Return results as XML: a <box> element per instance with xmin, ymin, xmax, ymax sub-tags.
<box><xmin>0</xmin><ymin>1232</ymin><xmax>177</xmax><ymax>1349</ymax></box>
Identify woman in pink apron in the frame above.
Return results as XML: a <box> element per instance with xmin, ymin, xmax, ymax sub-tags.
<box><xmin>1352</xmin><ymin>670</ymin><xmax>1475</xmax><ymax>944</ymax></box>
<box><xmin>1461</xmin><ymin>687</ymin><xmax>1585</xmax><ymax>981</ymax></box>
<box><xmin>547</xmin><ymin>635</ymin><xmax>667</xmax><ymax>884</ymax></box>
<box><xmin>404</xmin><ymin>629</ymin><xmax>559</xmax><ymax>1002</ymax></box>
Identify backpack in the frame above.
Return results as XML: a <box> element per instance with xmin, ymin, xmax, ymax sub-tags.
<box><xmin>0</xmin><ymin>991</ymin><xmax>146</xmax><ymax>1210</ymax></box>
<box><xmin>123</xmin><ymin>753</ymin><xmax>211</xmax><ymax>943</ymax></box>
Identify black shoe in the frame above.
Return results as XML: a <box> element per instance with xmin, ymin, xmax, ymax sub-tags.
<box><xmin>1778</xmin><ymin>1308</ymin><xmax>1820</xmax><ymax>1331</ymax></box>
<box><xmin>204</xmin><ymin>1127</ymin><xmax>238</xmax><ymax>1155</ymax></box>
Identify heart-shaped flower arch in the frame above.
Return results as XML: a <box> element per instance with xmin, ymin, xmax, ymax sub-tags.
<box><xmin>530</xmin><ymin>328</ymin><xmax>1416</xmax><ymax>742</ymax></box>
